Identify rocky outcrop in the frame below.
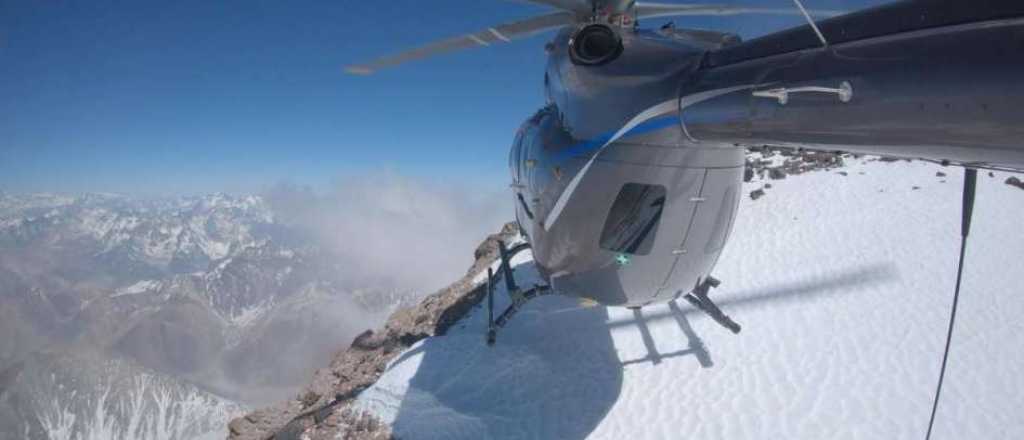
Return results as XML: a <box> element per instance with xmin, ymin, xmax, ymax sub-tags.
<box><xmin>228</xmin><ymin>223</ymin><xmax>520</xmax><ymax>440</ymax></box>
<box><xmin>744</xmin><ymin>147</ymin><xmax>847</xmax><ymax>201</ymax></box>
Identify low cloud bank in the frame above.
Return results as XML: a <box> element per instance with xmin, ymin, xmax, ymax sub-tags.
<box><xmin>264</xmin><ymin>172</ymin><xmax>511</xmax><ymax>296</ymax></box>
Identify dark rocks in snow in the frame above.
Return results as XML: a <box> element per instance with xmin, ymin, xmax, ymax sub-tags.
<box><xmin>741</xmin><ymin>148</ymin><xmax>851</xmax><ymax>202</ymax></box>
<box><xmin>989</xmin><ymin>172</ymin><xmax>995</xmax><ymax>178</ymax></box>
<box><xmin>1006</xmin><ymin>176</ymin><xmax>1024</xmax><ymax>190</ymax></box>
<box><xmin>778</xmin><ymin>150</ymin><xmax>844</xmax><ymax>177</ymax></box>
<box><xmin>936</xmin><ymin>171</ymin><xmax>947</xmax><ymax>177</ymax></box>
<box><xmin>838</xmin><ymin>171</ymin><xmax>848</xmax><ymax>176</ymax></box>
<box><xmin>228</xmin><ymin>223</ymin><xmax>521</xmax><ymax>440</ymax></box>
<box><xmin>912</xmin><ymin>186</ymin><xmax>921</xmax><ymax>190</ymax></box>
<box><xmin>879</xmin><ymin>157</ymin><xmax>900</xmax><ymax>162</ymax></box>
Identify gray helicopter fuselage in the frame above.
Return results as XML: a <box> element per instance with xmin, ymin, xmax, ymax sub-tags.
<box><xmin>511</xmin><ymin>8</ymin><xmax>1024</xmax><ymax>307</ymax></box>
<box><xmin>512</xmin><ymin>27</ymin><xmax>744</xmax><ymax>307</ymax></box>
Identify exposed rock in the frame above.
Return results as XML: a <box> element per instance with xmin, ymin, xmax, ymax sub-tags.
<box><xmin>936</xmin><ymin>171</ymin><xmax>947</xmax><ymax>177</ymax></box>
<box><xmin>227</xmin><ymin>223</ymin><xmax>521</xmax><ymax>440</ymax></box>
<box><xmin>739</xmin><ymin>148</ymin><xmax>850</xmax><ymax>202</ymax></box>
<box><xmin>1006</xmin><ymin>176</ymin><xmax>1024</xmax><ymax>190</ymax></box>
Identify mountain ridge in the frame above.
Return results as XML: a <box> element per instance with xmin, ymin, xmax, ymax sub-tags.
<box><xmin>0</xmin><ymin>192</ymin><xmax>413</xmax><ymax>438</ymax></box>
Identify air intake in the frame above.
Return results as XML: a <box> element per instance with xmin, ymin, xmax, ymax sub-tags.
<box><xmin>569</xmin><ymin>24</ymin><xmax>623</xmax><ymax>66</ymax></box>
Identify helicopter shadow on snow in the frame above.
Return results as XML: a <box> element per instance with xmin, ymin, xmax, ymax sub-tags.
<box><xmin>386</xmin><ymin>296</ymin><xmax>623</xmax><ymax>439</ymax></box>
<box><xmin>608</xmin><ymin>262</ymin><xmax>900</xmax><ymax>368</ymax></box>
<box><xmin>385</xmin><ymin>261</ymin><xmax>897</xmax><ymax>440</ymax></box>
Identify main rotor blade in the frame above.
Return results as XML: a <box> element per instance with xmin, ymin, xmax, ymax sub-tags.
<box><xmin>636</xmin><ymin>2</ymin><xmax>845</xmax><ymax>19</ymax></box>
<box><xmin>507</xmin><ymin>0</ymin><xmax>592</xmax><ymax>13</ymax></box>
<box><xmin>345</xmin><ymin>11</ymin><xmax>574</xmax><ymax>75</ymax></box>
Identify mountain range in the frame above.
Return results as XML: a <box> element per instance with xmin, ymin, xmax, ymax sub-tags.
<box><xmin>0</xmin><ymin>192</ymin><xmax>412</xmax><ymax>439</ymax></box>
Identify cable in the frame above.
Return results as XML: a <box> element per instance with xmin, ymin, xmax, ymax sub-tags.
<box><xmin>790</xmin><ymin>0</ymin><xmax>828</xmax><ymax>47</ymax></box>
<box><xmin>925</xmin><ymin>168</ymin><xmax>977</xmax><ymax>440</ymax></box>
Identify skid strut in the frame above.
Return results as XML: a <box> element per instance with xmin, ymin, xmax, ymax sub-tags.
<box><xmin>682</xmin><ymin>276</ymin><xmax>741</xmax><ymax>334</ymax></box>
<box><xmin>486</xmin><ymin>240</ymin><xmax>551</xmax><ymax>345</ymax></box>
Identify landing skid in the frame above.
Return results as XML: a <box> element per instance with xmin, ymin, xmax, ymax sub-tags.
<box><xmin>485</xmin><ymin>240</ymin><xmax>553</xmax><ymax>345</ymax></box>
<box><xmin>682</xmin><ymin>276</ymin><xmax>741</xmax><ymax>334</ymax></box>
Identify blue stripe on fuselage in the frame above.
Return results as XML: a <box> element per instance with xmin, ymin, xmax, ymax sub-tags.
<box><xmin>554</xmin><ymin>113</ymin><xmax>678</xmax><ymax>162</ymax></box>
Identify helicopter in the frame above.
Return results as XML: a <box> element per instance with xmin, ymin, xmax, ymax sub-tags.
<box><xmin>346</xmin><ymin>0</ymin><xmax>1024</xmax><ymax>345</ymax></box>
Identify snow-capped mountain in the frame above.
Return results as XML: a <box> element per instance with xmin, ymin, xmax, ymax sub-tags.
<box><xmin>0</xmin><ymin>349</ymin><xmax>243</xmax><ymax>440</ymax></box>
<box><xmin>0</xmin><ymin>192</ymin><xmax>413</xmax><ymax>439</ymax></box>
<box><xmin>0</xmin><ymin>192</ymin><xmax>272</xmax><ymax>278</ymax></box>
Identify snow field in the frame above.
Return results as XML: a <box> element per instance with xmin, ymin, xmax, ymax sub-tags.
<box><xmin>357</xmin><ymin>159</ymin><xmax>1024</xmax><ymax>440</ymax></box>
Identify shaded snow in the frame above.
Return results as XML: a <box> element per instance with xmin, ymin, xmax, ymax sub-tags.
<box><xmin>355</xmin><ymin>159</ymin><xmax>1024</xmax><ymax>439</ymax></box>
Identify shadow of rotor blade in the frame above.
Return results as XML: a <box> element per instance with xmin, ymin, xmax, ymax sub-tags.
<box><xmin>607</xmin><ymin>263</ymin><xmax>899</xmax><ymax>329</ymax></box>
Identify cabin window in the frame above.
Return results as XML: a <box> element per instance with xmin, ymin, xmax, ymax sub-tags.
<box><xmin>599</xmin><ymin>183</ymin><xmax>666</xmax><ymax>256</ymax></box>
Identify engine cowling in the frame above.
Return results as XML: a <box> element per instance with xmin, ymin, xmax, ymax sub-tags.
<box><xmin>569</xmin><ymin>24</ymin><xmax>623</xmax><ymax>66</ymax></box>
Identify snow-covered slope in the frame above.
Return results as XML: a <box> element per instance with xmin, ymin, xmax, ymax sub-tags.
<box><xmin>355</xmin><ymin>159</ymin><xmax>1024</xmax><ymax>439</ymax></box>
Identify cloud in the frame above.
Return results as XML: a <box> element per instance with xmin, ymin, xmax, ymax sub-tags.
<box><xmin>264</xmin><ymin>171</ymin><xmax>512</xmax><ymax>296</ymax></box>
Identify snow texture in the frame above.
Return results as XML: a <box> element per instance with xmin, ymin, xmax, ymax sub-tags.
<box><xmin>356</xmin><ymin>159</ymin><xmax>1024</xmax><ymax>439</ymax></box>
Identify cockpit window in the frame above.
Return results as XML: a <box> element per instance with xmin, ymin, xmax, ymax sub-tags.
<box><xmin>509</xmin><ymin>131</ymin><xmax>523</xmax><ymax>178</ymax></box>
<box><xmin>599</xmin><ymin>183</ymin><xmax>666</xmax><ymax>256</ymax></box>
<box><xmin>544</xmin><ymin>72</ymin><xmax>552</xmax><ymax>104</ymax></box>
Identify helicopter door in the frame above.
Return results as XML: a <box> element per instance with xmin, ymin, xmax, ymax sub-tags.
<box><xmin>648</xmin><ymin>164</ymin><xmax>742</xmax><ymax>303</ymax></box>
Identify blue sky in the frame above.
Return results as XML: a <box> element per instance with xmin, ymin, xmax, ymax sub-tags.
<box><xmin>0</xmin><ymin>0</ymin><xmax>883</xmax><ymax>196</ymax></box>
